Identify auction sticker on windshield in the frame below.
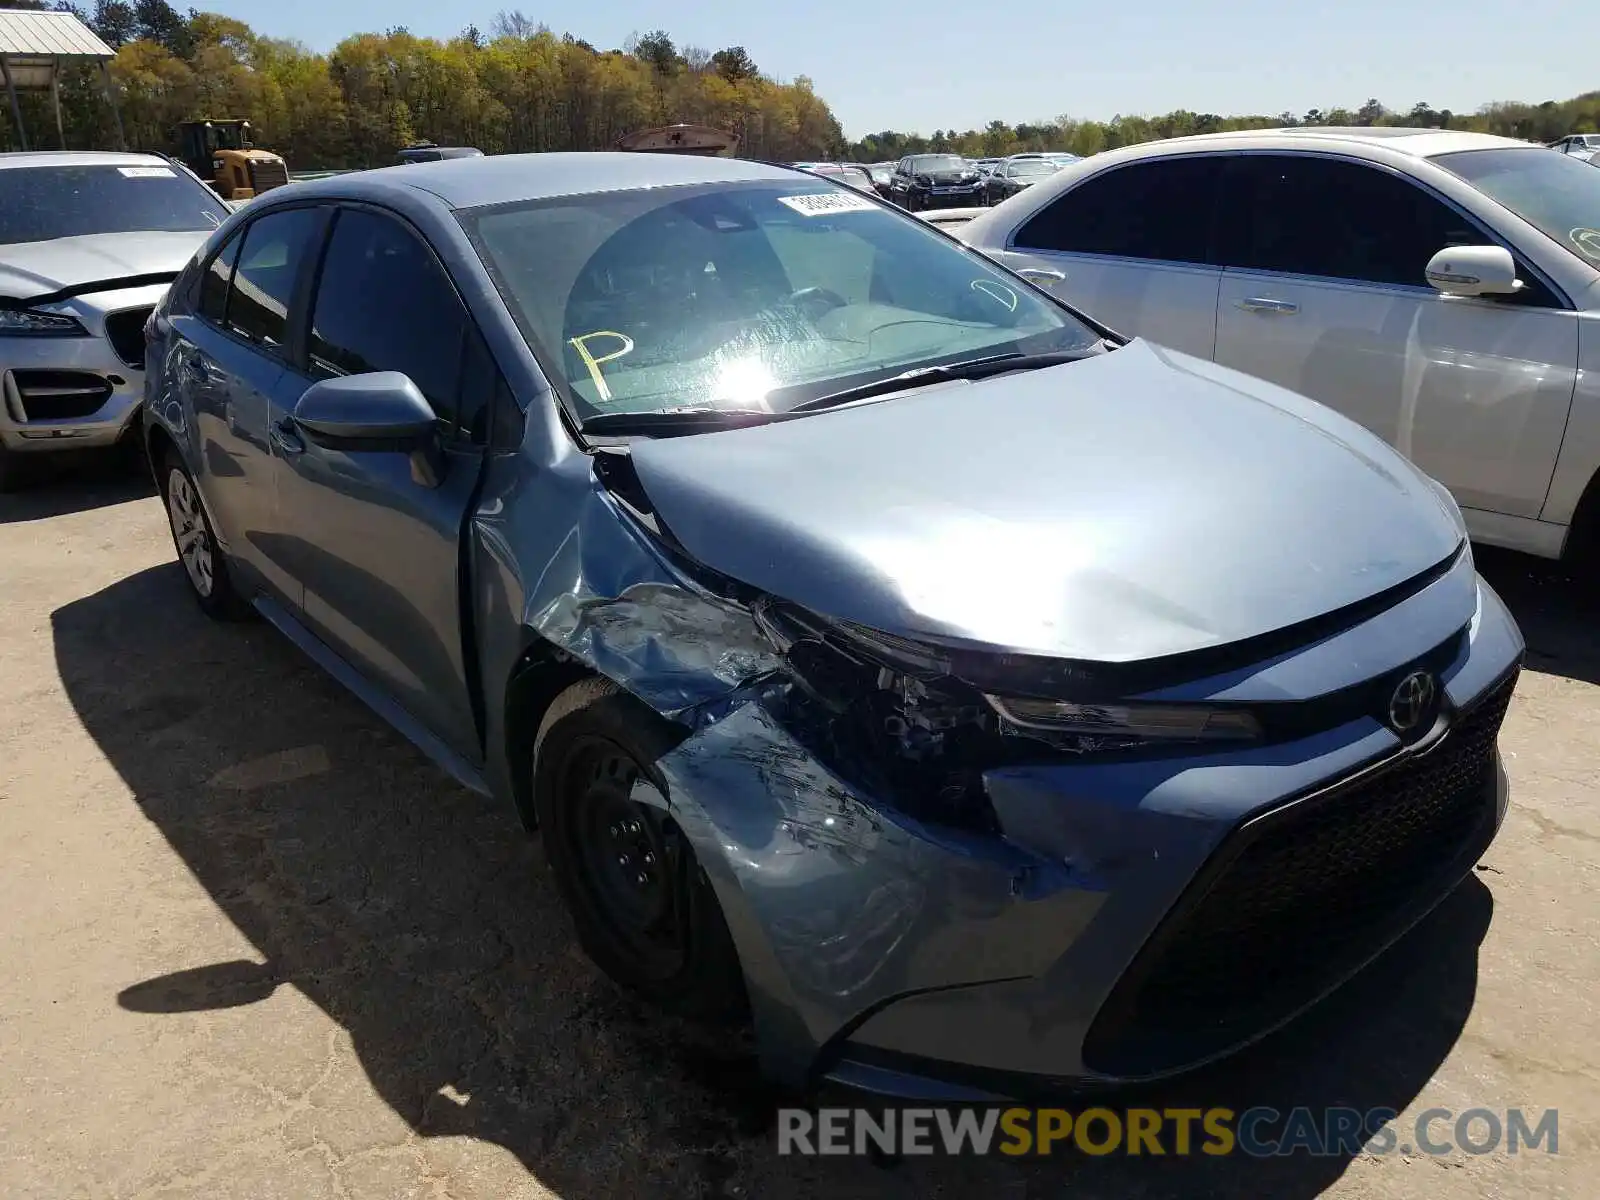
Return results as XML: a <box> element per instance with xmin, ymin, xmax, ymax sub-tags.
<box><xmin>777</xmin><ymin>191</ymin><xmax>877</xmax><ymax>217</ymax></box>
<box><xmin>118</xmin><ymin>166</ymin><xmax>176</xmax><ymax>179</ymax></box>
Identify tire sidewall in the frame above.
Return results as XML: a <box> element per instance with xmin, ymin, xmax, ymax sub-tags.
<box><xmin>532</xmin><ymin>681</ymin><xmax>745</xmax><ymax>1021</ymax></box>
<box><xmin>161</xmin><ymin>453</ymin><xmax>243</xmax><ymax>619</ymax></box>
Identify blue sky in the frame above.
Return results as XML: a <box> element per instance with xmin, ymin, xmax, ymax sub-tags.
<box><xmin>203</xmin><ymin>0</ymin><xmax>1593</xmax><ymax>139</ymax></box>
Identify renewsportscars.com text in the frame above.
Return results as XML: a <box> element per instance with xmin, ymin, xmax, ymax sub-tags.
<box><xmin>777</xmin><ymin>1106</ymin><xmax>1559</xmax><ymax>1158</ymax></box>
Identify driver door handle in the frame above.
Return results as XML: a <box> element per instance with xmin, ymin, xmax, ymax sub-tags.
<box><xmin>1237</xmin><ymin>296</ymin><xmax>1299</xmax><ymax>315</ymax></box>
<box><xmin>1016</xmin><ymin>268</ymin><xmax>1066</xmax><ymax>287</ymax></box>
<box><xmin>269</xmin><ymin>415</ymin><xmax>305</xmax><ymax>456</ymax></box>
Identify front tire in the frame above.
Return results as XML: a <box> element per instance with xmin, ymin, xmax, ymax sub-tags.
<box><xmin>0</xmin><ymin>441</ymin><xmax>30</xmax><ymax>493</ymax></box>
<box><xmin>533</xmin><ymin>677</ymin><xmax>746</xmax><ymax>1022</ymax></box>
<box><xmin>161</xmin><ymin>451</ymin><xmax>247</xmax><ymax>620</ymax></box>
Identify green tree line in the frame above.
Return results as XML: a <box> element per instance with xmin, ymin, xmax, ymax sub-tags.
<box><xmin>848</xmin><ymin>93</ymin><xmax>1600</xmax><ymax>161</ymax></box>
<box><xmin>1</xmin><ymin>2</ymin><xmax>1594</xmax><ymax>169</ymax></box>
<box><xmin>0</xmin><ymin>2</ymin><xmax>843</xmax><ymax>167</ymax></box>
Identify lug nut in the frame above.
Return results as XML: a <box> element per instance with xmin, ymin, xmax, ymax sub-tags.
<box><xmin>635</xmin><ymin>872</ymin><xmax>649</xmax><ymax>886</ymax></box>
<box><xmin>609</xmin><ymin>824</ymin><xmax>620</xmax><ymax>838</ymax></box>
<box><xmin>618</xmin><ymin>853</ymin><xmax>631</xmax><ymax>867</ymax></box>
<box><xmin>627</xmin><ymin>820</ymin><xmax>642</xmax><ymax>835</ymax></box>
<box><xmin>643</xmin><ymin>852</ymin><xmax>655</xmax><ymax>866</ymax></box>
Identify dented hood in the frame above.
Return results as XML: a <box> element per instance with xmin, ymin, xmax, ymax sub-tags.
<box><xmin>627</xmin><ymin>340</ymin><xmax>1465</xmax><ymax>663</ymax></box>
<box><xmin>0</xmin><ymin>231</ymin><xmax>210</xmax><ymax>302</ymax></box>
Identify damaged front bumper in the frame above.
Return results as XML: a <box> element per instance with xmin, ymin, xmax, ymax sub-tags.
<box><xmin>474</xmin><ymin>460</ymin><xmax>1523</xmax><ymax>1100</ymax></box>
<box><xmin>625</xmin><ymin>564</ymin><xmax>1523</xmax><ymax>1098</ymax></box>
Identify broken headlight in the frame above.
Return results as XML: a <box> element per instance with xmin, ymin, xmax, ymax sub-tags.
<box><xmin>0</xmin><ymin>308</ymin><xmax>87</xmax><ymax>337</ymax></box>
<box><xmin>985</xmin><ymin>695</ymin><xmax>1261</xmax><ymax>743</ymax></box>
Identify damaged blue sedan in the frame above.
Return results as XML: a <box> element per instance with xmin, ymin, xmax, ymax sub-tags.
<box><xmin>141</xmin><ymin>152</ymin><xmax>1525</xmax><ymax>1099</ymax></box>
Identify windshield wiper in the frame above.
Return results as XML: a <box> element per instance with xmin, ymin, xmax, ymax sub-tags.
<box><xmin>579</xmin><ymin>408</ymin><xmax>778</xmax><ymax>437</ymax></box>
<box><xmin>784</xmin><ymin>348</ymin><xmax>1103</xmax><ymax>414</ymax></box>
<box><xmin>579</xmin><ymin>345</ymin><xmax>1111</xmax><ymax>436</ymax></box>
<box><xmin>0</xmin><ymin>271</ymin><xmax>183</xmax><ymax>311</ymax></box>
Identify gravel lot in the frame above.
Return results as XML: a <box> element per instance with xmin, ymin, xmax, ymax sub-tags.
<box><xmin>1</xmin><ymin>459</ymin><xmax>1595</xmax><ymax>1199</ymax></box>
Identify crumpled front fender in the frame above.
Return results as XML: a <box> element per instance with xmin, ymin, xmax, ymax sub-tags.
<box><xmin>626</xmin><ymin>699</ymin><xmax>1101</xmax><ymax>1087</ymax></box>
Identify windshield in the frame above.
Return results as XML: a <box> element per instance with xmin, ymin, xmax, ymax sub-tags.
<box><xmin>910</xmin><ymin>156</ymin><xmax>966</xmax><ymax>173</ymax></box>
<box><xmin>462</xmin><ymin>180</ymin><xmax>1099</xmax><ymax>421</ymax></box>
<box><xmin>1010</xmin><ymin>159</ymin><xmax>1058</xmax><ymax>177</ymax></box>
<box><xmin>1434</xmin><ymin>148</ymin><xmax>1600</xmax><ymax>266</ymax></box>
<box><xmin>0</xmin><ymin>165</ymin><xmax>229</xmax><ymax>246</ymax></box>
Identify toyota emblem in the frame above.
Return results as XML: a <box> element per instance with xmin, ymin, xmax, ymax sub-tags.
<box><xmin>1388</xmin><ymin>671</ymin><xmax>1437</xmax><ymax>734</ymax></box>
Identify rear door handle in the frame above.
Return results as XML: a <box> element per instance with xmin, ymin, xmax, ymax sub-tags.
<box><xmin>1016</xmin><ymin>267</ymin><xmax>1066</xmax><ymax>284</ymax></box>
<box><xmin>269</xmin><ymin>415</ymin><xmax>305</xmax><ymax>456</ymax></box>
<box><xmin>1236</xmin><ymin>297</ymin><xmax>1299</xmax><ymax>315</ymax></box>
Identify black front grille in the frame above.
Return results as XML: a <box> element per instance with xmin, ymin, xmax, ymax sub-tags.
<box><xmin>1084</xmin><ymin>670</ymin><xmax>1518</xmax><ymax>1076</ymax></box>
<box><xmin>10</xmin><ymin>370</ymin><xmax>114</xmax><ymax>421</ymax></box>
<box><xmin>248</xmin><ymin>158</ymin><xmax>289</xmax><ymax>193</ymax></box>
<box><xmin>103</xmin><ymin>307</ymin><xmax>153</xmax><ymax>369</ymax></box>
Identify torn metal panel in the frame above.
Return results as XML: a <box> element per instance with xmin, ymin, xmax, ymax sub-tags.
<box><xmin>489</xmin><ymin>474</ymin><xmax>783</xmax><ymax>717</ymax></box>
<box><xmin>631</xmin><ymin>701</ymin><xmax>1102</xmax><ymax>1074</ymax></box>
<box><xmin>532</xmin><ymin>579</ymin><xmax>781</xmax><ymax>718</ymax></box>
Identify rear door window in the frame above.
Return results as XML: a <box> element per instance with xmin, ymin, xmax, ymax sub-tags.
<box><xmin>1015</xmin><ymin>156</ymin><xmax>1224</xmax><ymax>265</ymax></box>
<box><xmin>227</xmin><ymin>206</ymin><xmax>323</xmax><ymax>351</ymax></box>
<box><xmin>197</xmin><ymin>229</ymin><xmax>242</xmax><ymax>323</ymax></box>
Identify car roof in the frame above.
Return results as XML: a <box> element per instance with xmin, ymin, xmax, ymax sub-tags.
<box><xmin>1123</xmin><ymin>126</ymin><xmax>1531</xmax><ymax>160</ymax></box>
<box><xmin>298</xmin><ymin>151</ymin><xmax>806</xmax><ymax>210</ymax></box>
<box><xmin>0</xmin><ymin>150</ymin><xmax>173</xmax><ymax>171</ymax></box>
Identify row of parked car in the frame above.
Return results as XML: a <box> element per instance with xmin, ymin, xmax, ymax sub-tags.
<box><xmin>0</xmin><ymin>130</ymin><xmax>1593</xmax><ymax>1105</ymax></box>
<box><xmin>1547</xmin><ymin>133</ymin><xmax>1600</xmax><ymax>163</ymax></box>
<box><xmin>795</xmin><ymin>152</ymin><xmax>1080</xmax><ymax>209</ymax></box>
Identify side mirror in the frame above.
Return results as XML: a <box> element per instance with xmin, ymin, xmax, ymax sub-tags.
<box><xmin>291</xmin><ymin>372</ymin><xmax>446</xmax><ymax>487</ymax></box>
<box><xmin>1425</xmin><ymin>245</ymin><xmax>1522</xmax><ymax>298</ymax></box>
<box><xmin>294</xmin><ymin>372</ymin><xmax>437</xmax><ymax>441</ymax></box>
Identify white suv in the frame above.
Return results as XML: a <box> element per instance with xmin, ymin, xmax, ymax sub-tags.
<box><xmin>958</xmin><ymin>128</ymin><xmax>1600</xmax><ymax>570</ymax></box>
<box><xmin>0</xmin><ymin>151</ymin><xmax>229</xmax><ymax>490</ymax></box>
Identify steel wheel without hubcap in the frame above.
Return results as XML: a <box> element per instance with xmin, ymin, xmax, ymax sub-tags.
<box><xmin>165</xmin><ymin>467</ymin><xmax>215</xmax><ymax>599</ymax></box>
<box><xmin>561</xmin><ymin>736</ymin><xmax>690</xmax><ymax>981</ymax></box>
<box><xmin>533</xmin><ymin>677</ymin><xmax>747</xmax><ymax>1021</ymax></box>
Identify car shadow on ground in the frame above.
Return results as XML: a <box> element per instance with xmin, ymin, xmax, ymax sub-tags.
<box><xmin>0</xmin><ymin>448</ymin><xmax>154</xmax><ymax>524</ymax></box>
<box><xmin>1473</xmin><ymin>547</ymin><xmax>1598</xmax><ymax>687</ymax></box>
<box><xmin>54</xmin><ymin>558</ymin><xmax>1535</xmax><ymax>1198</ymax></box>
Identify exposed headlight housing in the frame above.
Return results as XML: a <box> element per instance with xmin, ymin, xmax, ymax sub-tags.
<box><xmin>985</xmin><ymin>694</ymin><xmax>1261</xmax><ymax>742</ymax></box>
<box><xmin>0</xmin><ymin>308</ymin><xmax>88</xmax><ymax>337</ymax></box>
<box><xmin>761</xmin><ymin>601</ymin><xmax>1264</xmax><ymax>754</ymax></box>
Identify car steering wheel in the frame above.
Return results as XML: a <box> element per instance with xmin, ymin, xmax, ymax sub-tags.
<box><xmin>789</xmin><ymin>286</ymin><xmax>849</xmax><ymax>319</ymax></box>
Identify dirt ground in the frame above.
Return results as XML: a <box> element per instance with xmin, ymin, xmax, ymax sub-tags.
<box><xmin>1</xmin><ymin>459</ymin><xmax>1595</xmax><ymax>1199</ymax></box>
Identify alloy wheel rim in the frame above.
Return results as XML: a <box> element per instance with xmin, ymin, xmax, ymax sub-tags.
<box><xmin>166</xmin><ymin>470</ymin><xmax>215</xmax><ymax>598</ymax></box>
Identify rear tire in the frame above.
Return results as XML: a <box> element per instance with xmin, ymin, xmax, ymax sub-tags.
<box><xmin>160</xmin><ymin>451</ymin><xmax>248</xmax><ymax>620</ymax></box>
<box><xmin>533</xmin><ymin>677</ymin><xmax>746</xmax><ymax>1022</ymax></box>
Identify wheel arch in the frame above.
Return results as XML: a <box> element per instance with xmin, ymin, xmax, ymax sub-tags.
<box><xmin>501</xmin><ymin>635</ymin><xmax>599</xmax><ymax>832</ymax></box>
<box><xmin>1562</xmin><ymin>465</ymin><xmax>1600</xmax><ymax>574</ymax></box>
<box><xmin>144</xmin><ymin>418</ymin><xmax>180</xmax><ymax>477</ymax></box>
